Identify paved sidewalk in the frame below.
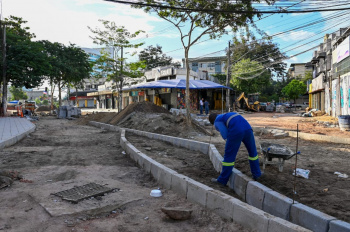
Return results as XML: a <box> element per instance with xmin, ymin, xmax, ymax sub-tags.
<box><xmin>0</xmin><ymin>117</ymin><xmax>36</xmax><ymax>149</ymax></box>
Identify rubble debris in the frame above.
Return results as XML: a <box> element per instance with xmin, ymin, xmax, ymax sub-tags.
<box><xmin>161</xmin><ymin>207</ymin><xmax>193</xmax><ymax>220</ymax></box>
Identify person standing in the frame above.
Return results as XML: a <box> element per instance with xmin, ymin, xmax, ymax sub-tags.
<box><xmin>209</xmin><ymin>112</ymin><xmax>262</xmax><ymax>185</ymax></box>
<box><xmin>204</xmin><ymin>99</ymin><xmax>210</xmax><ymax>115</ymax></box>
<box><xmin>199</xmin><ymin>98</ymin><xmax>204</xmax><ymax>115</ymax></box>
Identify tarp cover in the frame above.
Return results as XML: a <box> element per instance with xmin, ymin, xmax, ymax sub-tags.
<box><xmin>126</xmin><ymin>79</ymin><xmax>232</xmax><ymax>90</ymax></box>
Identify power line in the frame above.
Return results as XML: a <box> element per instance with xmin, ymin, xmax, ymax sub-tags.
<box><xmin>105</xmin><ymin>0</ymin><xmax>350</xmax><ymax>14</ymax></box>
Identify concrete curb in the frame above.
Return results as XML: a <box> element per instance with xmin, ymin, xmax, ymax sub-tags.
<box><xmin>89</xmin><ymin>121</ymin><xmax>313</xmax><ymax>232</ymax></box>
<box><xmin>0</xmin><ymin>120</ymin><xmax>36</xmax><ymax>150</ymax></box>
<box><xmin>90</xmin><ymin>121</ymin><xmax>350</xmax><ymax>232</ymax></box>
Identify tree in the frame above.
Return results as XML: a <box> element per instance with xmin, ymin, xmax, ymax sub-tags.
<box><xmin>9</xmin><ymin>86</ymin><xmax>27</xmax><ymax>100</ymax></box>
<box><xmin>88</xmin><ymin>20</ymin><xmax>145</xmax><ymax>111</ymax></box>
<box><xmin>139</xmin><ymin>45</ymin><xmax>175</xmax><ymax>70</ymax></box>
<box><xmin>230</xmin><ymin>58</ymin><xmax>267</xmax><ymax>93</ymax></box>
<box><xmin>1</xmin><ymin>16</ymin><xmax>50</xmax><ymax>115</ymax></box>
<box><xmin>282</xmin><ymin>79</ymin><xmax>306</xmax><ymax>105</ymax></box>
<box><xmin>40</xmin><ymin>41</ymin><xmax>92</xmax><ymax>106</ymax></box>
<box><xmin>133</xmin><ymin>0</ymin><xmax>274</xmax><ymax>123</ymax></box>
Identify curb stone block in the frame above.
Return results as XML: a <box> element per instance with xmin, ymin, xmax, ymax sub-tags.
<box><xmin>228</xmin><ymin>168</ymin><xmax>251</xmax><ymax>201</ymax></box>
<box><xmin>150</xmin><ymin>161</ymin><xmax>166</xmax><ymax>181</ymax></box>
<box><xmin>206</xmin><ymin>190</ymin><xmax>233</xmax><ymax>220</ymax></box>
<box><xmin>228</xmin><ymin>168</ymin><xmax>242</xmax><ymax>188</ymax></box>
<box><xmin>263</xmin><ymin>190</ymin><xmax>293</xmax><ymax>220</ymax></box>
<box><xmin>246</xmin><ymin>181</ymin><xmax>272</xmax><ymax>210</ymax></box>
<box><xmin>290</xmin><ymin>203</ymin><xmax>336</xmax><ymax>232</ymax></box>
<box><xmin>141</xmin><ymin>156</ymin><xmax>153</xmax><ymax>173</ymax></box>
<box><xmin>329</xmin><ymin>220</ymin><xmax>350</xmax><ymax>232</ymax></box>
<box><xmin>158</xmin><ymin>166</ymin><xmax>177</xmax><ymax>189</ymax></box>
<box><xmin>232</xmin><ymin>199</ymin><xmax>271</xmax><ymax>232</ymax></box>
<box><xmin>268</xmin><ymin>216</ymin><xmax>311</xmax><ymax>232</ymax></box>
<box><xmin>187</xmin><ymin>179</ymin><xmax>213</xmax><ymax>207</ymax></box>
<box><xmin>171</xmin><ymin>173</ymin><xmax>190</xmax><ymax>197</ymax></box>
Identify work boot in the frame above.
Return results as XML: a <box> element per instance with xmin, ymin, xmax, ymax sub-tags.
<box><xmin>253</xmin><ymin>172</ymin><xmax>265</xmax><ymax>181</ymax></box>
<box><xmin>211</xmin><ymin>178</ymin><xmax>226</xmax><ymax>186</ymax></box>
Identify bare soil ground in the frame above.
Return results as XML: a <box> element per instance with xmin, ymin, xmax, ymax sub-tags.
<box><xmin>0</xmin><ymin>116</ymin><xmax>248</xmax><ymax>232</ymax></box>
<box><xmin>77</xmin><ymin>103</ymin><xmax>350</xmax><ymax>223</ymax></box>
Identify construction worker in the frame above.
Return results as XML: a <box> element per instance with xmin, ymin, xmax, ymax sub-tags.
<box><xmin>209</xmin><ymin>112</ymin><xmax>261</xmax><ymax>185</ymax></box>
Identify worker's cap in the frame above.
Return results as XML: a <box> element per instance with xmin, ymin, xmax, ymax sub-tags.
<box><xmin>209</xmin><ymin>113</ymin><xmax>217</xmax><ymax>125</ymax></box>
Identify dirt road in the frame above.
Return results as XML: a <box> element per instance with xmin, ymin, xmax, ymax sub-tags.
<box><xmin>76</xmin><ymin>106</ymin><xmax>350</xmax><ymax>223</ymax></box>
<box><xmin>0</xmin><ymin>117</ymin><xmax>248</xmax><ymax>232</ymax></box>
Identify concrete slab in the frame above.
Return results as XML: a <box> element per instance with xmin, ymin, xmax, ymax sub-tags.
<box><xmin>246</xmin><ymin>181</ymin><xmax>272</xmax><ymax>210</ymax></box>
<box><xmin>0</xmin><ymin>117</ymin><xmax>35</xmax><ymax>150</ymax></box>
<box><xmin>329</xmin><ymin>220</ymin><xmax>350</xmax><ymax>232</ymax></box>
<box><xmin>187</xmin><ymin>178</ymin><xmax>213</xmax><ymax>207</ymax></box>
<box><xmin>171</xmin><ymin>173</ymin><xmax>190</xmax><ymax>198</ymax></box>
<box><xmin>290</xmin><ymin>203</ymin><xmax>336</xmax><ymax>232</ymax></box>
<box><xmin>268</xmin><ymin>217</ymin><xmax>311</xmax><ymax>232</ymax></box>
<box><xmin>206</xmin><ymin>190</ymin><xmax>233</xmax><ymax>220</ymax></box>
<box><xmin>263</xmin><ymin>190</ymin><xmax>293</xmax><ymax>220</ymax></box>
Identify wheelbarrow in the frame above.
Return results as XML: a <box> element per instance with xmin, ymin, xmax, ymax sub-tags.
<box><xmin>259</xmin><ymin>143</ymin><xmax>300</xmax><ymax>172</ymax></box>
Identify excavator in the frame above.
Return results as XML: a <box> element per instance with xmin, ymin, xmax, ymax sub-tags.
<box><xmin>235</xmin><ymin>92</ymin><xmax>260</xmax><ymax>112</ymax></box>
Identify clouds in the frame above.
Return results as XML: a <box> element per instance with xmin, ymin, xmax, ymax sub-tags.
<box><xmin>2</xmin><ymin>0</ymin><xmax>162</xmax><ymax>47</ymax></box>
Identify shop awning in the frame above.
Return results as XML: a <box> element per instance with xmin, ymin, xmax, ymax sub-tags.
<box><xmin>127</xmin><ymin>79</ymin><xmax>232</xmax><ymax>90</ymax></box>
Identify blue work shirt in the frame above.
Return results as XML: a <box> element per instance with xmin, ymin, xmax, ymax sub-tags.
<box><xmin>214</xmin><ymin>113</ymin><xmax>252</xmax><ymax>140</ymax></box>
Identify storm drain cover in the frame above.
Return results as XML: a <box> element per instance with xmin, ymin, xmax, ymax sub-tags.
<box><xmin>52</xmin><ymin>183</ymin><xmax>115</xmax><ymax>203</ymax></box>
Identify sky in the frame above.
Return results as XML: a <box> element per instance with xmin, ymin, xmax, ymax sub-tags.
<box><xmin>2</xmin><ymin>0</ymin><xmax>350</xmax><ymax>92</ymax></box>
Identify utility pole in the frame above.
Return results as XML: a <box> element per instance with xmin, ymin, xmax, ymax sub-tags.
<box><xmin>226</xmin><ymin>41</ymin><xmax>232</xmax><ymax>112</ymax></box>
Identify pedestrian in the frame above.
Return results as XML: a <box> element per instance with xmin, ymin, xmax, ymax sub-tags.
<box><xmin>208</xmin><ymin>112</ymin><xmax>262</xmax><ymax>185</ymax></box>
<box><xmin>199</xmin><ymin>98</ymin><xmax>204</xmax><ymax>114</ymax></box>
<box><xmin>204</xmin><ymin>99</ymin><xmax>209</xmax><ymax>115</ymax></box>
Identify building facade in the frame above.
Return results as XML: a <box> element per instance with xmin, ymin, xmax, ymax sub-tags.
<box><xmin>308</xmin><ymin>27</ymin><xmax>350</xmax><ymax>117</ymax></box>
<box><xmin>183</xmin><ymin>56</ymin><xmax>227</xmax><ymax>81</ymax></box>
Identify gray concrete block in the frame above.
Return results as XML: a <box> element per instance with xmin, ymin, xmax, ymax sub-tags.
<box><xmin>228</xmin><ymin>168</ymin><xmax>251</xmax><ymax>201</ymax></box>
<box><xmin>150</xmin><ymin>161</ymin><xmax>166</xmax><ymax>181</ymax></box>
<box><xmin>187</xmin><ymin>178</ymin><xmax>213</xmax><ymax>207</ymax></box>
<box><xmin>232</xmin><ymin>199</ymin><xmax>271</xmax><ymax>232</ymax></box>
<box><xmin>158</xmin><ymin>166</ymin><xmax>177</xmax><ymax>190</ymax></box>
<box><xmin>206</xmin><ymin>190</ymin><xmax>234</xmax><ymax>220</ymax></box>
<box><xmin>246</xmin><ymin>181</ymin><xmax>272</xmax><ymax>210</ymax></box>
<box><xmin>263</xmin><ymin>190</ymin><xmax>293</xmax><ymax>220</ymax></box>
<box><xmin>290</xmin><ymin>203</ymin><xmax>336</xmax><ymax>232</ymax></box>
<box><xmin>268</xmin><ymin>217</ymin><xmax>311</xmax><ymax>232</ymax></box>
<box><xmin>171</xmin><ymin>173</ymin><xmax>190</xmax><ymax>197</ymax></box>
<box><xmin>329</xmin><ymin>220</ymin><xmax>350</xmax><ymax>232</ymax></box>
<box><xmin>141</xmin><ymin>156</ymin><xmax>153</xmax><ymax>173</ymax></box>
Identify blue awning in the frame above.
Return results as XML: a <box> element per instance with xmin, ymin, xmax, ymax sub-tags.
<box><xmin>126</xmin><ymin>79</ymin><xmax>232</xmax><ymax>90</ymax></box>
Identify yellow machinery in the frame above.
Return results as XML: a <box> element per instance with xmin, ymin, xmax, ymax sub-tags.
<box><xmin>235</xmin><ymin>92</ymin><xmax>260</xmax><ymax>112</ymax></box>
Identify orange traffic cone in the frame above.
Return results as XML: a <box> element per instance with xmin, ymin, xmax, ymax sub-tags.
<box><xmin>21</xmin><ymin>110</ymin><xmax>24</xmax><ymax>118</ymax></box>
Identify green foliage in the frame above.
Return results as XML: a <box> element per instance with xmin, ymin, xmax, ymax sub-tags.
<box><xmin>282</xmin><ymin>79</ymin><xmax>306</xmax><ymax>102</ymax></box>
<box><xmin>9</xmin><ymin>86</ymin><xmax>28</xmax><ymax>100</ymax></box>
<box><xmin>212</xmin><ymin>74</ymin><xmax>227</xmax><ymax>85</ymax></box>
<box><xmin>230</xmin><ymin>58</ymin><xmax>268</xmax><ymax>93</ymax></box>
<box><xmin>133</xmin><ymin>0</ymin><xmax>274</xmax><ymax>118</ymax></box>
<box><xmin>1</xmin><ymin>16</ymin><xmax>50</xmax><ymax>88</ymax></box>
<box><xmin>302</xmin><ymin>71</ymin><xmax>313</xmax><ymax>82</ymax></box>
<box><xmin>139</xmin><ymin>45</ymin><xmax>174</xmax><ymax>70</ymax></box>
<box><xmin>35</xmin><ymin>98</ymin><xmax>41</xmax><ymax>106</ymax></box>
<box><xmin>42</xmin><ymin>100</ymin><xmax>49</xmax><ymax>105</ymax></box>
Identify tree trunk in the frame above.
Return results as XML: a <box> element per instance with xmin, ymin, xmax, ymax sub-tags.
<box><xmin>58</xmin><ymin>81</ymin><xmax>62</xmax><ymax>107</ymax></box>
<box><xmin>1</xmin><ymin>25</ymin><xmax>6</xmax><ymax>116</ymax></box>
<box><xmin>50</xmin><ymin>83</ymin><xmax>55</xmax><ymax>113</ymax></box>
<box><xmin>184</xmin><ymin>48</ymin><xmax>191</xmax><ymax>125</ymax></box>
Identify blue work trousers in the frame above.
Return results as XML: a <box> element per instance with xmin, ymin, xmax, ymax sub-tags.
<box><xmin>217</xmin><ymin>129</ymin><xmax>261</xmax><ymax>185</ymax></box>
<box><xmin>199</xmin><ymin>105</ymin><xmax>203</xmax><ymax>114</ymax></box>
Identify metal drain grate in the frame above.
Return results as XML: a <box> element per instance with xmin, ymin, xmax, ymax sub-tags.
<box><xmin>52</xmin><ymin>183</ymin><xmax>115</xmax><ymax>203</ymax></box>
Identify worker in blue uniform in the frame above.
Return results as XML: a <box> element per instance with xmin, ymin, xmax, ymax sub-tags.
<box><xmin>209</xmin><ymin>112</ymin><xmax>261</xmax><ymax>185</ymax></box>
